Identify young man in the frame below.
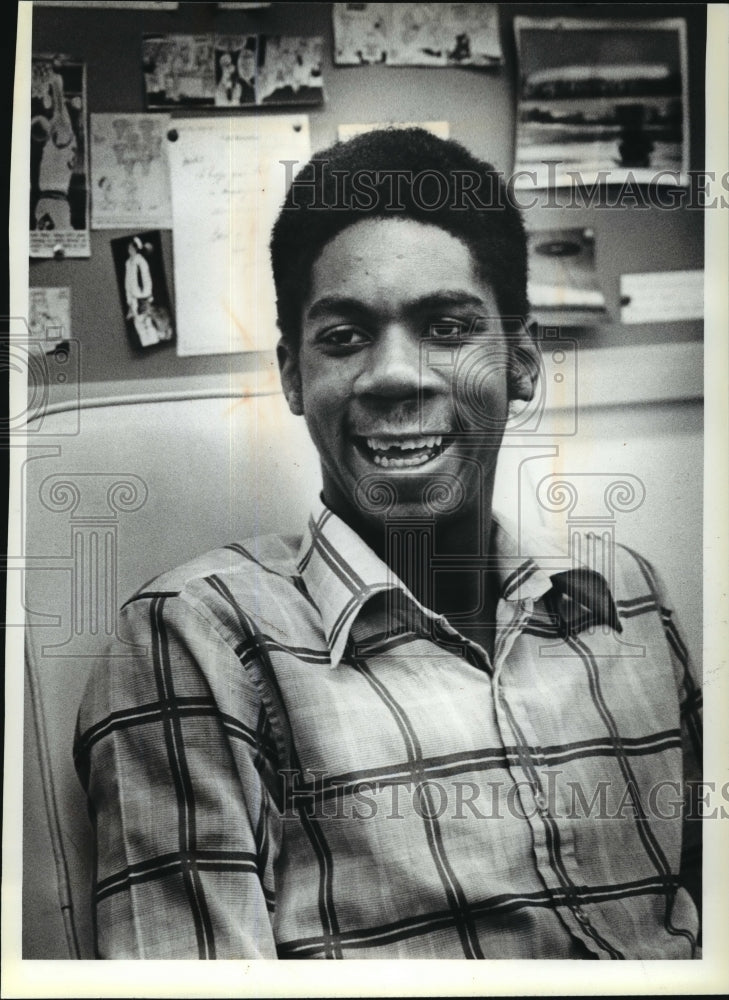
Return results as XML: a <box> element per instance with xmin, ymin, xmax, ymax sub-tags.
<box><xmin>75</xmin><ymin>128</ymin><xmax>702</xmax><ymax>959</ymax></box>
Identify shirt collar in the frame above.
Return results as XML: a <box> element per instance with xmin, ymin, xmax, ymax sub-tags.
<box><xmin>297</xmin><ymin>499</ymin><xmax>618</xmax><ymax>668</ymax></box>
<box><xmin>296</xmin><ymin>499</ymin><xmax>401</xmax><ymax>669</ymax></box>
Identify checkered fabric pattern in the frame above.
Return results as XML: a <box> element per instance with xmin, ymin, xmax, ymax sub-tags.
<box><xmin>74</xmin><ymin>501</ymin><xmax>702</xmax><ymax>959</ymax></box>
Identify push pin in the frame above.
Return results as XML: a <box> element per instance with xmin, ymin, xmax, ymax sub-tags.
<box><xmin>53</xmin><ymin>244</ymin><xmax>65</xmax><ymax>259</ymax></box>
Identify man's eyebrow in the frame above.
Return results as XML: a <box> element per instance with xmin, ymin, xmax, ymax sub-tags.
<box><xmin>410</xmin><ymin>291</ymin><xmax>488</xmax><ymax>312</ymax></box>
<box><xmin>305</xmin><ymin>291</ymin><xmax>488</xmax><ymax>323</ymax></box>
<box><xmin>305</xmin><ymin>296</ymin><xmax>372</xmax><ymax>322</ymax></box>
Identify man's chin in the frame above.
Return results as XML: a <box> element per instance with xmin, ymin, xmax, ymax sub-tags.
<box><xmin>351</xmin><ymin>469</ymin><xmax>468</xmax><ymax>524</ymax></box>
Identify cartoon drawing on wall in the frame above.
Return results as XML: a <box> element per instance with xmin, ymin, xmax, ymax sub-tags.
<box><xmin>30</xmin><ymin>54</ymin><xmax>90</xmax><ymax>257</ymax></box>
<box><xmin>214</xmin><ymin>35</ymin><xmax>257</xmax><ymax>107</ymax></box>
<box><xmin>111</xmin><ymin>230</ymin><xmax>175</xmax><ymax>351</ymax></box>
<box><xmin>90</xmin><ymin>113</ymin><xmax>172</xmax><ymax>229</ymax></box>
<box><xmin>332</xmin><ymin>3</ymin><xmax>502</xmax><ymax>67</ymax></box>
<box><xmin>28</xmin><ymin>286</ymin><xmax>72</xmax><ymax>343</ymax></box>
<box><xmin>257</xmin><ymin>36</ymin><xmax>324</xmax><ymax>106</ymax></box>
<box><xmin>142</xmin><ymin>34</ymin><xmax>216</xmax><ymax>107</ymax></box>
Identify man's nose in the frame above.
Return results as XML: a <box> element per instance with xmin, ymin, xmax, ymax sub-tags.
<box><xmin>353</xmin><ymin>326</ymin><xmax>441</xmax><ymax>399</ymax></box>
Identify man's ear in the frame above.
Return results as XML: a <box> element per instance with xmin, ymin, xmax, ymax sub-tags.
<box><xmin>507</xmin><ymin>316</ymin><xmax>540</xmax><ymax>402</ymax></box>
<box><xmin>277</xmin><ymin>337</ymin><xmax>304</xmax><ymax>416</ymax></box>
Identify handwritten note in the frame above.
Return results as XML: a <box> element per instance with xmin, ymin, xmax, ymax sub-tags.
<box><xmin>620</xmin><ymin>270</ymin><xmax>703</xmax><ymax>324</ymax></box>
<box><xmin>166</xmin><ymin>115</ymin><xmax>311</xmax><ymax>356</ymax></box>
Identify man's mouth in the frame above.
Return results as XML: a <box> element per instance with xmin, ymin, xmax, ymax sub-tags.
<box><xmin>355</xmin><ymin>434</ymin><xmax>451</xmax><ymax>469</ymax></box>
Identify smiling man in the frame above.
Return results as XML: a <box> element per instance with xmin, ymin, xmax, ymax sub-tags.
<box><xmin>75</xmin><ymin>128</ymin><xmax>702</xmax><ymax>960</ymax></box>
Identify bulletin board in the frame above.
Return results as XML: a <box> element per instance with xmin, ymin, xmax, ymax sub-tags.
<box><xmin>26</xmin><ymin>1</ymin><xmax>706</xmax><ymax>390</ymax></box>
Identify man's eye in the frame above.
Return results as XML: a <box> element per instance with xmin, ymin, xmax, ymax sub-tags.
<box><xmin>319</xmin><ymin>326</ymin><xmax>369</xmax><ymax>349</ymax></box>
<box><xmin>428</xmin><ymin>319</ymin><xmax>471</xmax><ymax>339</ymax></box>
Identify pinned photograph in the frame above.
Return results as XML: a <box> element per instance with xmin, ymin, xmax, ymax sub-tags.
<box><xmin>110</xmin><ymin>230</ymin><xmax>175</xmax><ymax>350</ymax></box>
<box><xmin>142</xmin><ymin>34</ymin><xmax>216</xmax><ymax>107</ymax></box>
<box><xmin>30</xmin><ymin>54</ymin><xmax>90</xmax><ymax>257</ymax></box>
<box><xmin>527</xmin><ymin>228</ymin><xmax>607</xmax><ymax>326</ymax></box>
<box><xmin>514</xmin><ymin>17</ymin><xmax>689</xmax><ymax>188</ymax></box>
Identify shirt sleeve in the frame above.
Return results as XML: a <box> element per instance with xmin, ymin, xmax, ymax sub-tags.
<box><xmin>665</xmin><ymin>607</ymin><xmax>703</xmax><ymax>919</ymax></box>
<box><xmin>74</xmin><ymin>592</ymin><xmax>282</xmax><ymax>959</ymax></box>
<box><xmin>641</xmin><ymin>557</ymin><xmax>703</xmax><ymax>918</ymax></box>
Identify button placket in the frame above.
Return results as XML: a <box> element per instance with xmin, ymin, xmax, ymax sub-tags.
<box><xmin>493</xmin><ymin>600</ymin><xmax>605</xmax><ymax>951</ymax></box>
<box><xmin>496</xmin><ymin>606</ymin><xmax>623</xmax><ymax>955</ymax></box>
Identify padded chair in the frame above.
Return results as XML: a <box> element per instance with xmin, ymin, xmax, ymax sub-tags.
<box><xmin>21</xmin><ymin>386</ymin><xmax>321</xmax><ymax>958</ymax></box>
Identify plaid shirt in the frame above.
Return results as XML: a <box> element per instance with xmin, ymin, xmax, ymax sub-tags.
<box><xmin>75</xmin><ymin>500</ymin><xmax>702</xmax><ymax>960</ymax></box>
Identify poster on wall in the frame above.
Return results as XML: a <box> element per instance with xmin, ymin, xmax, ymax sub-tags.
<box><xmin>30</xmin><ymin>54</ymin><xmax>90</xmax><ymax>258</ymax></box>
<box><xmin>166</xmin><ymin>114</ymin><xmax>311</xmax><ymax>356</ymax></box>
<box><xmin>142</xmin><ymin>34</ymin><xmax>216</xmax><ymax>107</ymax></box>
<box><xmin>110</xmin><ymin>230</ymin><xmax>176</xmax><ymax>351</ymax></box>
<box><xmin>526</xmin><ymin>228</ymin><xmax>607</xmax><ymax>327</ymax></box>
<box><xmin>513</xmin><ymin>17</ymin><xmax>689</xmax><ymax>188</ymax></box>
<box><xmin>90</xmin><ymin>113</ymin><xmax>172</xmax><ymax>229</ymax></box>
<box><xmin>332</xmin><ymin>3</ymin><xmax>503</xmax><ymax>67</ymax></box>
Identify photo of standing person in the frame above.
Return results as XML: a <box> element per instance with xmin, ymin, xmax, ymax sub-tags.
<box><xmin>111</xmin><ymin>230</ymin><xmax>175</xmax><ymax>351</ymax></box>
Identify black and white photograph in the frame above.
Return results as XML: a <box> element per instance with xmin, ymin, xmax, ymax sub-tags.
<box><xmin>526</xmin><ymin>227</ymin><xmax>607</xmax><ymax>327</ymax></box>
<box><xmin>514</xmin><ymin>17</ymin><xmax>689</xmax><ymax>188</ymax></box>
<box><xmin>110</xmin><ymin>229</ymin><xmax>175</xmax><ymax>351</ymax></box>
<box><xmin>5</xmin><ymin>2</ymin><xmax>728</xmax><ymax>998</ymax></box>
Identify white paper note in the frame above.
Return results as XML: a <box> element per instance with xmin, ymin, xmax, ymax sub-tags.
<box><xmin>620</xmin><ymin>270</ymin><xmax>703</xmax><ymax>324</ymax></box>
<box><xmin>166</xmin><ymin>115</ymin><xmax>311</xmax><ymax>356</ymax></box>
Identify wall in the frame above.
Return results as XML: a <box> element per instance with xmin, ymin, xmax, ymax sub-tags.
<box><xmin>29</xmin><ymin>1</ymin><xmax>706</xmax><ymax>387</ymax></box>
<box><xmin>25</xmin><ymin>1</ymin><xmax>706</xmax><ymax>660</ymax></box>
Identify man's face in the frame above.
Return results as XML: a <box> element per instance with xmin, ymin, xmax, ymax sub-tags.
<box><xmin>278</xmin><ymin>217</ymin><xmax>536</xmax><ymax>538</ymax></box>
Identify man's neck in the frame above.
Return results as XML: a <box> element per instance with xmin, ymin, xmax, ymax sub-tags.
<box><xmin>353</xmin><ymin>503</ymin><xmax>502</xmax><ymax>659</ymax></box>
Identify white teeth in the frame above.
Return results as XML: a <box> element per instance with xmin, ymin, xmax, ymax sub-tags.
<box><xmin>365</xmin><ymin>435</ymin><xmax>443</xmax><ymax>452</ymax></box>
<box><xmin>373</xmin><ymin>453</ymin><xmax>433</xmax><ymax>468</ymax></box>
